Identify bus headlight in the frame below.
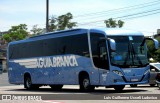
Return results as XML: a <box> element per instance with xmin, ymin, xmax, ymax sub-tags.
<box><xmin>144</xmin><ymin>69</ymin><xmax>150</xmax><ymax>75</ymax></box>
<box><xmin>113</xmin><ymin>70</ymin><xmax>123</xmax><ymax>76</ymax></box>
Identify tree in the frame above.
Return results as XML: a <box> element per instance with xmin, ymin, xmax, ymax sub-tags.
<box><xmin>30</xmin><ymin>25</ymin><xmax>43</xmax><ymax>36</ymax></box>
<box><xmin>118</xmin><ymin>20</ymin><xmax>124</xmax><ymax>28</ymax></box>
<box><xmin>48</xmin><ymin>12</ymin><xmax>77</xmax><ymax>32</ymax></box>
<box><xmin>2</xmin><ymin>24</ymin><xmax>29</xmax><ymax>43</ymax></box>
<box><xmin>147</xmin><ymin>36</ymin><xmax>160</xmax><ymax>62</ymax></box>
<box><xmin>48</xmin><ymin>16</ymin><xmax>57</xmax><ymax>31</ymax></box>
<box><xmin>104</xmin><ymin>18</ymin><xmax>124</xmax><ymax>28</ymax></box>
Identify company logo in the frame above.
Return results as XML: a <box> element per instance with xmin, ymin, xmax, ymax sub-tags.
<box><xmin>12</xmin><ymin>55</ymin><xmax>78</xmax><ymax>68</ymax></box>
<box><xmin>37</xmin><ymin>55</ymin><xmax>78</xmax><ymax>68</ymax></box>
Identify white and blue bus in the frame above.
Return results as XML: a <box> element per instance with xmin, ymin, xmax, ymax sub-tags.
<box><xmin>7</xmin><ymin>28</ymin><xmax>159</xmax><ymax>91</ymax></box>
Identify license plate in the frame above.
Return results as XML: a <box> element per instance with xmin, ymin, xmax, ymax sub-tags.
<box><xmin>131</xmin><ymin>79</ymin><xmax>139</xmax><ymax>82</ymax></box>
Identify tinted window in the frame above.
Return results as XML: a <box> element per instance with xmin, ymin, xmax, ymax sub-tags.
<box><xmin>90</xmin><ymin>32</ymin><xmax>109</xmax><ymax>69</ymax></box>
<box><xmin>9</xmin><ymin>33</ymin><xmax>89</xmax><ymax>59</ymax></box>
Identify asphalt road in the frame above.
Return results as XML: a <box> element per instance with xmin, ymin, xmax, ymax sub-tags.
<box><xmin>0</xmin><ymin>73</ymin><xmax>11</xmax><ymax>87</ymax></box>
<box><xmin>0</xmin><ymin>73</ymin><xmax>14</xmax><ymax>87</ymax></box>
<box><xmin>0</xmin><ymin>73</ymin><xmax>160</xmax><ymax>103</ymax></box>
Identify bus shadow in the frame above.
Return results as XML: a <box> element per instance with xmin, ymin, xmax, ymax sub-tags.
<box><xmin>127</xmin><ymin>85</ymin><xmax>158</xmax><ymax>88</ymax></box>
<box><xmin>6</xmin><ymin>88</ymin><xmax>147</xmax><ymax>94</ymax></box>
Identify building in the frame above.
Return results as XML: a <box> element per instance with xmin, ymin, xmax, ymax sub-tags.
<box><xmin>153</xmin><ymin>29</ymin><xmax>160</xmax><ymax>38</ymax></box>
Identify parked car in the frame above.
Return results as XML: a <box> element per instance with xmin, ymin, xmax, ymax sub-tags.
<box><xmin>156</xmin><ymin>72</ymin><xmax>160</xmax><ymax>88</ymax></box>
<box><xmin>149</xmin><ymin>63</ymin><xmax>160</xmax><ymax>86</ymax></box>
<box><xmin>130</xmin><ymin>63</ymin><xmax>160</xmax><ymax>87</ymax></box>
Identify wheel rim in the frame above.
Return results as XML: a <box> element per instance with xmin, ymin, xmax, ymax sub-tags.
<box><xmin>83</xmin><ymin>79</ymin><xmax>89</xmax><ymax>88</ymax></box>
<box><xmin>26</xmin><ymin>78</ymin><xmax>31</xmax><ymax>88</ymax></box>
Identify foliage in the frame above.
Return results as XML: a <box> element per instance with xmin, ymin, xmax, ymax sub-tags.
<box><xmin>48</xmin><ymin>12</ymin><xmax>77</xmax><ymax>32</ymax></box>
<box><xmin>30</xmin><ymin>25</ymin><xmax>43</xmax><ymax>36</ymax></box>
<box><xmin>2</xmin><ymin>13</ymin><xmax>77</xmax><ymax>40</ymax></box>
<box><xmin>49</xmin><ymin>16</ymin><xmax>57</xmax><ymax>32</ymax></box>
<box><xmin>104</xmin><ymin>18</ymin><xmax>124</xmax><ymax>28</ymax></box>
<box><xmin>2</xmin><ymin>24</ymin><xmax>28</xmax><ymax>43</ymax></box>
<box><xmin>147</xmin><ymin>37</ymin><xmax>160</xmax><ymax>62</ymax></box>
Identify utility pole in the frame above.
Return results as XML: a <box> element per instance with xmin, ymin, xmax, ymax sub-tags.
<box><xmin>46</xmin><ymin>0</ymin><xmax>49</xmax><ymax>32</ymax></box>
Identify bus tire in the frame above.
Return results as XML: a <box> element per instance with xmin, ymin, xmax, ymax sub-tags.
<box><xmin>24</xmin><ymin>76</ymin><xmax>39</xmax><ymax>90</ymax></box>
<box><xmin>157</xmin><ymin>83</ymin><xmax>160</xmax><ymax>89</ymax></box>
<box><xmin>50</xmin><ymin>85</ymin><xmax>63</xmax><ymax>90</ymax></box>
<box><xmin>80</xmin><ymin>75</ymin><xmax>95</xmax><ymax>91</ymax></box>
<box><xmin>114</xmin><ymin>85</ymin><xmax>125</xmax><ymax>91</ymax></box>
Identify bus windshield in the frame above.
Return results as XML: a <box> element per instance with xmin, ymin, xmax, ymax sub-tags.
<box><xmin>108</xmin><ymin>36</ymin><xmax>148</xmax><ymax>68</ymax></box>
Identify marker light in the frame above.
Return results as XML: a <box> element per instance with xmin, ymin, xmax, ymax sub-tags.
<box><xmin>113</xmin><ymin>70</ymin><xmax>123</xmax><ymax>76</ymax></box>
<box><xmin>144</xmin><ymin>69</ymin><xmax>150</xmax><ymax>75</ymax></box>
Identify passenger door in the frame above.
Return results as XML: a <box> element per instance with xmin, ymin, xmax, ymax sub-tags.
<box><xmin>97</xmin><ymin>41</ymin><xmax>110</xmax><ymax>85</ymax></box>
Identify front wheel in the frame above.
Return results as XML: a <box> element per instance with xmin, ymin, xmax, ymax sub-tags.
<box><xmin>80</xmin><ymin>76</ymin><xmax>95</xmax><ymax>91</ymax></box>
<box><xmin>114</xmin><ymin>85</ymin><xmax>125</xmax><ymax>91</ymax></box>
<box><xmin>157</xmin><ymin>83</ymin><xmax>160</xmax><ymax>88</ymax></box>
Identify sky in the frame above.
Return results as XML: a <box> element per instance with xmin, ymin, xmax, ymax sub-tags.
<box><xmin>0</xmin><ymin>0</ymin><xmax>160</xmax><ymax>36</ymax></box>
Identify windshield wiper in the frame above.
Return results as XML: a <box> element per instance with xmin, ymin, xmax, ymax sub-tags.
<box><xmin>123</xmin><ymin>41</ymin><xmax>143</xmax><ymax>67</ymax></box>
<box><xmin>123</xmin><ymin>43</ymin><xmax>131</xmax><ymax>66</ymax></box>
<box><xmin>131</xmin><ymin>42</ymin><xmax>143</xmax><ymax>66</ymax></box>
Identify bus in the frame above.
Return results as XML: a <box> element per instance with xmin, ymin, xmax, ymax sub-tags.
<box><xmin>7</xmin><ymin>28</ymin><xmax>159</xmax><ymax>91</ymax></box>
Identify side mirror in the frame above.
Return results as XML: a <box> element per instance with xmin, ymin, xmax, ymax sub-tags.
<box><xmin>146</xmin><ymin>38</ymin><xmax>159</xmax><ymax>49</ymax></box>
<box><xmin>108</xmin><ymin>38</ymin><xmax>116</xmax><ymax>51</ymax></box>
<box><xmin>153</xmin><ymin>39</ymin><xmax>159</xmax><ymax>49</ymax></box>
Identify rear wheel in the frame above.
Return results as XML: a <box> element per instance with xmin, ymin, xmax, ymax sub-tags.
<box><xmin>24</xmin><ymin>76</ymin><xmax>39</xmax><ymax>90</ymax></box>
<box><xmin>130</xmin><ymin>84</ymin><xmax>137</xmax><ymax>87</ymax></box>
<box><xmin>80</xmin><ymin>76</ymin><xmax>95</xmax><ymax>91</ymax></box>
<box><xmin>114</xmin><ymin>85</ymin><xmax>125</xmax><ymax>91</ymax></box>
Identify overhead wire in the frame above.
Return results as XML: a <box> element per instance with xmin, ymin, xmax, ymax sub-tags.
<box><xmin>72</xmin><ymin>0</ymin><xmax>160</xmax><ymax>27</ymax></box>
<box><xmin>77</xmin><ymin>8</ymin><xmax>160</xmax><ymax>26</ymax></box>
<box><xmin>121</xmin><ymin>11</ymin><xmax>160</xmax><ymax>20</ymax></box>
<box><xmin>74</xmin><ymin>0</ymin><xmax>160</xmax><ymax>19</ymax></box>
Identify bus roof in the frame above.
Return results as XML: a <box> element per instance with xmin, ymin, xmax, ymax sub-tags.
<box><xmin>9</xmin><ymin>28</ymin><xmax>143</xmax><ymax>45</ymax></box>
<box><xmin>91</xmin><ymin>28</ymin><xmax>143</xmax><ymax>36</ymax></box>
